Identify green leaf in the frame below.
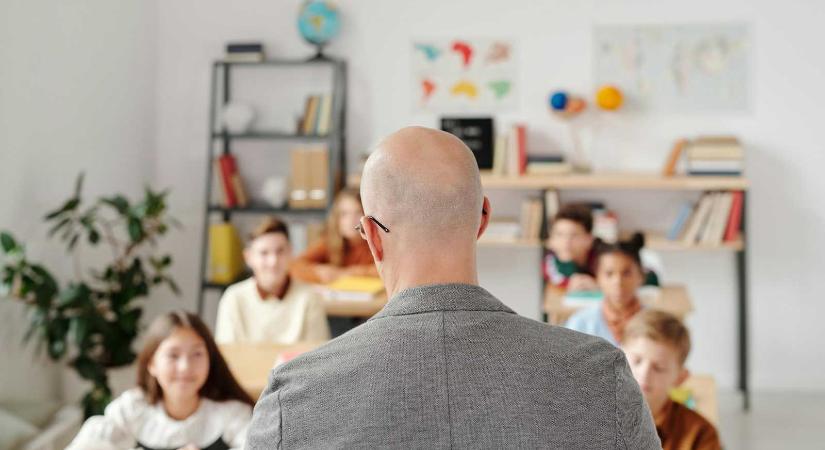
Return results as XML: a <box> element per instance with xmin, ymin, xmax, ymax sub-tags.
<box><xmin>127</xmin><ymin>218</ymin><xmax>143</xmax><ymax>242</ymax></box>
<box><xmin>48</xmin><ymin>217</ymin><xmax>72</xmax><ymax>238</ymax></box>
<box><xmin>73</xmin><ymin>356</ymin><xmax>103</xmax><ymax>381</ymax></box>
<box><xmin>59</xmin><ymin>283</ymin><xmax>91</xmax><ymax>308</ymax></box>
<box><xmin>0</xmin><ymin>232</ymin><xmax>17</xmax><ymax>252</ymax></box>
<box><xmin>88</xmin><ymin>229</ymin><xmax>100</xmax><ymax>244</ymax></box>
<box><xmin>165</xmin><ymin>277</ymin><xmax>180</xmax><ymax>296</ymax></box>
<box><xmin>48</xmin><ymin>338</ymin><xmax>66</xmax><ymax>359</ymax></box>
<box><xmin>70</xmin><ymin>316</ymin><xmax>90</xmax><ymax>346</ymax></box>
<box><xmin>67</xmin><ymin>234</ymin><xmax>80</xmax><ymax>251</ymax></box>
<box><xmin>44</xmin><ymin>198</ymin><xmax>79</xmax><ymax>221</ymax></box>
<box><xmin>74</xmin><ymin>173</ymin><xmax>85</xmax><ymax>199</ymax></box>
<box><xmin>118</xmin><ymin>308</ymin><xmax>141</xmax><ymax>334</ymax></box>
<box><xmin>101</xmin><ymin>196</ymin><xmax>129</xmax><ymax>215</ymax></box>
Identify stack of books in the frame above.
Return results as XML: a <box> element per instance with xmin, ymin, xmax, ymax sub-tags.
<box><xmin>492</xmin><ymin>124</ymin><xmax>527</xmax><ymax>176</ymax></box>
<box><xmin>525</xmin><ymin>154</ymin><xmax>572</xmax><ymax>176</ymax></box>
<box><xmin>686</xmin><ymin>136</ymin><xmax>744</xmax><ymax>176</ymax></box>
<box><xmin>288</xmin><ymin>147</ymin><xmax>330</xmax><ymax>209</ymax></box>
<box><xmin>667</xmin><ymin>191</ymin><xmax>744</xmax><ymax>246</ymax></box>
<box><xmin>297</xmin><ymin>94</ymin><xmax>333</xmax><ymax>136</ymax></box>
<box><xmin>224</xmin><ymin>42</ymin><xmax>265</xmax><ymax>63</ymax></box>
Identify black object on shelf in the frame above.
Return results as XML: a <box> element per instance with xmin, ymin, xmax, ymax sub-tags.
<box><xmin>197</xmin><ymin>58</ymin><xmax>347</xmax><ymax>316</ymax></box>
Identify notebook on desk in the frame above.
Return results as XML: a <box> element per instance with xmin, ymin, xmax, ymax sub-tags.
<box><xmin>321</xmin><ymin>276</ymin><xmax>384</xmax><ymax>302</ymax></box>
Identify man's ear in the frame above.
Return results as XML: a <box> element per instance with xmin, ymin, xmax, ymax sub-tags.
<box><xmin>363</xmin><ymin>218</ymin><xmax>384</xmax><ymax>263</ymax></box>
<box><xmin>477</xmin><ymin>196</ymin><xmax>492</xmax><ymax>239</ymax></box>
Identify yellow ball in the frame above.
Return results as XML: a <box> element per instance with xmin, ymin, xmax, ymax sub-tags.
<box><xmin>596</xmin><ymin>85</ymin><xmax>623</xmax><ymax>110</ymax></box>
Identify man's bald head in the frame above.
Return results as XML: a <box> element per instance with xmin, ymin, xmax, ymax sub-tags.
<box><xmin>361</xmin><ymin>127</ymin><xmax>483</xmax><ymax>242</ymax></box>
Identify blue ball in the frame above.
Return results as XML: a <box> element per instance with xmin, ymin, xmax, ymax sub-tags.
<box><xmin>549</xmin><ymin>91</ymin><xmax>568</xmax><ymax>111</ymax></box>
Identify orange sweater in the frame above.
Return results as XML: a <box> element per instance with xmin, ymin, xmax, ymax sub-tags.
<box><xmin>290</xmin><ymin>238</ymin><xmax>377</xmax><ymax>283</ymax></box>
<box><xmin>656</xmin><ymin>400</ymin><xmax>722</xmax><ymax>450</ymax></box>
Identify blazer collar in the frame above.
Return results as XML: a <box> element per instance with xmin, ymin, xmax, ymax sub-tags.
<box><xmin>370</xmin><ymin>283</ymin><xmax>515</xmax><ymax>320</ymax></box>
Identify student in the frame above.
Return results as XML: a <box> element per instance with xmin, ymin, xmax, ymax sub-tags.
<box><xmin>544</xmin><ymin>204</ymin><xmax>599</xmax><ymax>291</ymax></box>
<box><xmin>214</xmin><ymin>216</ymin><xmax>330</xmax><ymax>344</ymax></box>
<box><xmin>67</xmin><ymin>311</ymin><xmax>254</xmax><ymax>450</ymax></box>
<box><xmin>290</xmin><ymin>188</ymin><xmax>377</xmax><ymax>284</ymax></box>
<box><xmin>565</xmin><ymin>233</ymin><xmax>647</xmax><ymax>345</ymax></box>
<box><xmin>622</xmin><ymin>310</ymin><xmax>722</xmax><ymax>450</ymax></box>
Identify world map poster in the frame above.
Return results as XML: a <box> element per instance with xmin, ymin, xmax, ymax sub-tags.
<box><xmin>412</xmin><ymin>38</ymin><xmax>518</xmax><ymax>112</ymax></box>
<box><xmin>594</xmin><ymin>24</ymin><xmax>750</xmax><ymax>112</ymax></box>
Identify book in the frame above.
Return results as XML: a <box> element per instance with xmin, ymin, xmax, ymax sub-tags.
<box><xmin>687</xmin><ymin>170</ymin><xmax>742</xmax><ymax>176</ymax></box>
<box><xmin>525</xmin><ymin>162</ymin><xmax>573</xmax><ymax>175</ymax></box>
<box><xmin>492</xmin><ymin>133</ymin><xmax>507</xmax><ymax>176</ymax></box>
<box><xmin>724</xmin><ymin>191</ymin><xmax>744</xmax><ymax>242</ymax></box>
<box><xmin>702</xmin><ymin>192</ymin><xmax>733</xmax><ymax>246</ymax></box>
<box><xmin>663</xmin><ymin>138</ymin><xmax>687</xmax><ymax>176</ymax></box>
<box><xmin>688</xmin><ymin>159</ymin><xmax>744</xmax><ymax>173</ymax></box>
<box><xmin>225</xmin><ymin>154</ymin><xmax>248</xmax><ymax>207</ymax></box>
<box><xmin>217</xmin><ymin>155</ymin><xmax>238</xmax><ymax>207</ymax></box>
<box><xmin>213</xmin><ymin>159</ymin><xmax>230</xmax><ymax>207</ymax></box>
<box><xmin>544</xmin><ymin>190</ymin><xmax>560</xmax><ymax>226</ymax></box>
<box><xmin>687</xmin><ymin>136</ymin><xmax>743</xmax><ymax>160</ymax></box>
<box><xmin>209</xmin><ymin>223</ymin><xmax>245</xmax><ymax>284</ymax></box>
<box><xmin>441</xmin><ymin>117</ymin><xmax>495</xmax><ymax>170</ymax></box>
<box><xmin>226</xmin><ymin>42</ymin><xmax>264</xmax><ymax>53</ymax></box>
<box><xmin>667</xmin><ymin>202</ymin><xmax>695</xmax><ymax>240</ymax></box>
<box><xmin>515</xmin><ymin>124</ymin><xmax>527</xmax><ymax>175</ymax></box>
<box><xmin>316</xmin><ymin>94</ymin><xmax>333</xmax><ymax>136</ymax></box>
<box><xmin>682</xmin><ymin>194</ymin><xmax>713</xmax><ymax>245</ymax></box>
<box><xmin>322</xmin><ymin>276</ymin><xmax>384</xmax><ymax>302</ymax></box>
<box><xmin>302</xmin><ymin>95</ymin><xmax>320</xmax><ymax>135</ymax></box>
<box><xmin>695</xmin><ymin>193</ymin><xmax>720</xmax><ymax>244</ymax></box>
<box><xmin>223</xmin><ymin>53</ymin><xmax>264</xmax><ymax>63</ymax></box>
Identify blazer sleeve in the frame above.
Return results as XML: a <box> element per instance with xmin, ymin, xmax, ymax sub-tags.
<box><xmin>290</xmin><ymin>241</ymin><xmax>331</xmax><ymax>284</ymax></box>
<box><xmin>246</xmin><ymin>382</ymin><xmax>283</xmax><ymax>450</ymax></box>
<box><xmin>613</xmin><ymin>351</ymin><xmax>661</xmax><ymax>449</ymax></box>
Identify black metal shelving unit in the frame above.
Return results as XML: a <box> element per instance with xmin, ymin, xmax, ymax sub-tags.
<box><xmin>197</xmin><ymin>57</ymin><xmax>347</xmax><ymax>316</ymax></box>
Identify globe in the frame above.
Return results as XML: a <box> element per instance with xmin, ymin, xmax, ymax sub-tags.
<box><xmin>297</xmin><ymin>1</ymin><xmax>340</xmax><ymax>53</ymax></box>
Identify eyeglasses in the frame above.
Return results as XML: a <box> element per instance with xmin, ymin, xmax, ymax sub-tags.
<box><xmin>354</xmin><ymin>215</ymin><xmax>390</xmax><ymax>239</ymax></box>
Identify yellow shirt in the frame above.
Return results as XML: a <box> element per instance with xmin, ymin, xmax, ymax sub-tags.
<box><xmin>215</xmin><ymin>277</ymin><xmax>331</xmax><ymax>344</ymax></box>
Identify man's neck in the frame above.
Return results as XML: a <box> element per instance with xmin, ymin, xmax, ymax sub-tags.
<box><xmin>383</xmin><ymin>245</ymin><xmax>479</xmax><ymax>298</ymax></box>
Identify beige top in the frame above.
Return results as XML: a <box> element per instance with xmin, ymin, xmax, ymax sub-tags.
<box><xmin>215</xmin><ymin>277</ymin><xmax>331</xmax><ymax>344</ymax></box>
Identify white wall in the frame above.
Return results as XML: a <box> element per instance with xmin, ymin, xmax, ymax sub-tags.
<box><xmin>0</xmin><ymin>0</ymin><xmax>158</xmax><ymax>401</ymax></box>
<box><xmin>154</xmin><ymin>0</ymin><xmax>825</xmax><ymax>391</ymax></box>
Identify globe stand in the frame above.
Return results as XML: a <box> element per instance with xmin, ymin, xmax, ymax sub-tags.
<box><xmin>308</xmin><ymin>44</ymin><xmax>331</xmax><ymax>61</ymax></box>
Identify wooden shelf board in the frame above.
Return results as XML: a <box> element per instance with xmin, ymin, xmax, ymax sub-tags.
<box><xmin>349</xmin><ymin>172</ymin><xmax>748</xmax><ymax>191</ymax></box>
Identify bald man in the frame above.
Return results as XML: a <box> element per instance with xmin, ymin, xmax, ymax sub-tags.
<box><xmin>247</xmin><ymin>127</ymin><xmax>660</xmax><ymax>449</ymax></box>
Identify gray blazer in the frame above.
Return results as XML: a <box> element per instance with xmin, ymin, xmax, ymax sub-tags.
<box><xmin>247</xmin><ymin>283</ymin><xmax>660</xmax><ymax>449</ymax></box>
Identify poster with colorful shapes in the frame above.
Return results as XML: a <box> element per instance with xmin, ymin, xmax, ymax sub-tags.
<box><xmin>412</xmin><ymin>38</ymin><xmax>518</xmax><ymax>112</ymax></box>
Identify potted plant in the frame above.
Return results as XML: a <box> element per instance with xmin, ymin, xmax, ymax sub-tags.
<box><xmin>0</xmin><ymin>174</ymin><xmax>178</xmax><ymax>417</ymax></box>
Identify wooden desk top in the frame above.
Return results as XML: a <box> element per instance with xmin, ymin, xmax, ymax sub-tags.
<box><xmin>219</xmin><ymin>341</ymin><xmax>325</xmax><ymax>399</ymax></box>
<box><xmin>323</xmin><ymin>292</ymin><xmax>387</xmax><ymax>318</ymax></box>
<box><xmin>544</xmin><ymin>284</ymin><xmax>693</xmax><ymax>325</ymax></box>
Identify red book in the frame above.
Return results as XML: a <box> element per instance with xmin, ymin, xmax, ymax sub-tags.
<box><xmin>217</xmin><ymin>155</ymin><xmax>238</xmax><ymax>207</ymax></box>
<box><xmin>724</xmin><ymin>191</ymin><xmax>744</xmax><ymax>242</ymax></box>
<box><xmin>516</xmin><ymin>125</ymin><xmax>527</xmax><ymax>175</ymax></box>
<box><xmin>225</xmin><ymin>154</ymin><xmax>248</xmax><ymax>207</ymax></box>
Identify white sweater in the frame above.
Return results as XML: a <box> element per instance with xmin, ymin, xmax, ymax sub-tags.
<box><xmin>214</xmin><ymin>277</ymin><xmax>330</xmax><ymax>344</ymax></box>
<box><xmin>66</xmin><ymin>388</ymin><xmax>251</xmax><ymax>450</ymax></box>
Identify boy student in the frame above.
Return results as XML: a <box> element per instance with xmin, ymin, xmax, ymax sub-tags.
<box><xmin>215</xmin><ymin>217</ymin><xmax>331</xmax><ymax>344</ymax></box>
<box><xmin>622</xmin><ymin>310</ymin><xmax>722</xmax><ymax>450</ymax></box>
<box><xmin>544</xmin><ymin>204</ymin><xmax>599</xmax><ymax>291</ymax></box>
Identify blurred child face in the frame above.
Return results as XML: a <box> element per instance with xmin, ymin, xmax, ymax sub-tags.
<box><xmin>338</xmin><ymin>196</ymin><xmax>363</xmax><ymax>241</ymax></box>
<box><xmin>597</xmin><ymin>253</ymin><xmax>644</xmax><ymax>308</ymax></box>
<box><xmin>244</xmin><ymin>232</ymin><xmax>292</xmax><ymax>290</ymax></box>
<box><xmin>623</xmin><ymin>337</ymin><xmax>689</xmax><ymax>415</ymax></box>
<box><xmin>548</xmin><ymin>219</ymin><xmax>593</xmax><ymax>263</ymax></box>
<box><xmin>148</xmin><ymin>327</ymin><xmax>209</xmax><ymax>404</ymax></box>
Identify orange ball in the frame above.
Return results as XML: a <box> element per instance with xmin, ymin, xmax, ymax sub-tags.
<box><xmin>565</xmin><ymin>97</ymin><xmax>587</xmax><ymax>114</ymax></box>
<box><xmin>596</xmin><ymin>85</ymin><xmax>623</xmax><ymax>110</ymax></box>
